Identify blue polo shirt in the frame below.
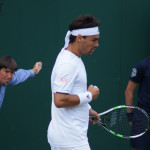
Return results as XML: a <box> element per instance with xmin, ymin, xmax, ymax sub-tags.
<box><xmin>0</xmin><ymin>69</ymin><xmax>34</xmax><ymax>109</ymax></box>
<box><xmin>130</xmin><ymin>56</ymin><xmax>150</xmax><ymax>114</ymax></box>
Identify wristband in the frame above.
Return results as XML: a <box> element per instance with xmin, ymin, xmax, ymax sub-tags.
<box><xmin>77</xmin><ymin>91</ymin><xmax>92</xmax><ymax>105</ymax></box>
<box><xmin>88</xmin><ymin>104</ymin><xmax>92</xmax><ymax>110</ymax></box>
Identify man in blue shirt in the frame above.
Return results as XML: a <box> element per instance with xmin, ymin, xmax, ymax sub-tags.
<box><xmin>0</xmin><ymin>56</ymin><xmax>42</xmax><ymax>109</ymax></box>
<box><xmin>125</xmin><ymin>56</ymin><xmax>150</xmax><ymax>150</ymax></box>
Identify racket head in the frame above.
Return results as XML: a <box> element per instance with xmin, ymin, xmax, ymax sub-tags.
<box><xmin>91</xmin><ymin>105</ymin><xmax>150</xmax><ymax>139</ymax></box>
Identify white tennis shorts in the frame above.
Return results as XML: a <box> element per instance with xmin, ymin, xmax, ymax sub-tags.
<box><xmin>51</xmin><ymin>144</ymin><xmax>91</xmax><ymax>150</ymax></box>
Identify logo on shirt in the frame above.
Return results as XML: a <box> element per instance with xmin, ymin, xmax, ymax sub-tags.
<box><xmin>131</xmin><ymin>68</ymin><xmax>137</xmax><ymax>77</ymax></box>
<box><xmin>60</xmin><ymin>77</ymin><xmax>68</xmax><ymax>83</ymax></box>
<box><xmin>87</xmin><ymin>94</ymin><xmax>90</xmax><ymax>99</ymax></box>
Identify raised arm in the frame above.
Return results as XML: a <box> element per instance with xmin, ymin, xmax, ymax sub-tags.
<box><xmin>54</xmin><ymin>85</ymin><xmax>99</xmax><ymax>108</ymax></box>
<box><xmin>8</xmin><ymin>62</ymin><xmax>42</xmax><ymax>86</ymax></box>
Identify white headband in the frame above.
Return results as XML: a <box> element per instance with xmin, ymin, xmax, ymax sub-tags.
<box><xmin>63</xmin><ymin>27</ymin><xmax>100</xmax><ymax>49</ymax></box>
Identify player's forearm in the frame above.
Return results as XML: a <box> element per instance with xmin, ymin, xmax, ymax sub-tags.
<box><xmin>125</xmin><ymin>90</ymin><xmax>134</xmax><ymax>106</ymax></box>
<box><xmin>54</xmin><ymin>93</ymin><xmax>80</xmax><ymax>108</ymax></box>
<box><xmin>125</xmin><ymin>80</ymin><xmax>137</xmax><ymax>106</ymax></box>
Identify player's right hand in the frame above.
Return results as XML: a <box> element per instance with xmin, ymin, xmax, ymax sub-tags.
<box><xmin>88</xmin><ymin>84</ymin><xmax>100</xmax><ymax>100</ymax></box>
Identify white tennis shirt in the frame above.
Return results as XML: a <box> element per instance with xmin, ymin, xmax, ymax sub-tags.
<box><xmin>47</xmin><ymin>49</ymin><xmax>91</xmax><ymax>147</ymax></box>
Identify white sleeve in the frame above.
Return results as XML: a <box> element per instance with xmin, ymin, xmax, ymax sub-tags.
<box><xmin>52</xmin><ymin>63</ymin><xmax>78</xmax><ymax>94</ymax></box>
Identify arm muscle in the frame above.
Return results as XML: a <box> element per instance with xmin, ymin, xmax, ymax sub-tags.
<box><xmin>54</xmin><ymin>93</ymin><xmax>80</xmax><ymax>108</ymax></box>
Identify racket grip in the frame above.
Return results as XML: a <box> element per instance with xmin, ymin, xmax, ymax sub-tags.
<box><xmin>89</xmin><ymin>115</ymin><xmax>97</xmax><ymax>119</ymax></box>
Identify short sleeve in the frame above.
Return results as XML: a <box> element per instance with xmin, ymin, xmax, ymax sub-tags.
<box><xmin>130</xmin><ymin>62</ymin><xmax>144</xmax><ymax>83</ymax></box>
<box><xmin>52</xmin><ymin>63</ymin><xmax>78</xmax><ymax>94</ymax></box>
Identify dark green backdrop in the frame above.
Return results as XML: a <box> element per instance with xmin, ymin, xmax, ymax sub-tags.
<box><xmin>0</xmin><ymin>0</ymin><xmax>150</xmax><ymax>149</ymax></box>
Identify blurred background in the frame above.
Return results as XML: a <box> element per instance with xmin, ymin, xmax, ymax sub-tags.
<box><xmin>0</xmin><ymin>0</ymin><xmax>150</xmax><ymax>149</ymax></box>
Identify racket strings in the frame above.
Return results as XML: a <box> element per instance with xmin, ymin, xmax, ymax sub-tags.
<box><xmin>103</xmin><ymin>108</ymin><xmax>149</xmax><ymax>137</ymax></box>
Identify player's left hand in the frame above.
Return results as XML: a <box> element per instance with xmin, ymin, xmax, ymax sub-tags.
<box><xmin>89</xmin><ymin>109</ymin><xmax>101</xmax><ymax>125</ymax></box>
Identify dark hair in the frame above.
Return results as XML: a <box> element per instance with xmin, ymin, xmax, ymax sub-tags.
<box><xmin>0</xmin><ymin>56</ymin><xmax>17</xmax><ymax>70</ymax></box>
<box><xmin>69</xmin><ymin>14</ymin><xmax>100</xmax><ymax>43</ymax></box>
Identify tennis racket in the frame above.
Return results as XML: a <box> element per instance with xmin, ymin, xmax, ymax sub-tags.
<box><xmin>90</xmin><ymin>105</ymin><xmax>150</xmax><ymax>139</ymax></box>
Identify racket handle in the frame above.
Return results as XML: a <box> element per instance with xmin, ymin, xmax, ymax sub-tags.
<box><xmin>89</xmin><ymin>115</ymin><xmax>97</xmax><ymax>119</ymax></box>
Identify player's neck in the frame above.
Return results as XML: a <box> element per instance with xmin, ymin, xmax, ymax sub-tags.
<box><xmin>67</xmin><ymin>44</ymin><xmax>82</xmax><ymax>57</ymax></box>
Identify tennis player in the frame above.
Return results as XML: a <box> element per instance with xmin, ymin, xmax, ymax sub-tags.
<box><xmin>47</xmin><ymin>14</ymin><xmax>101</xmax><ymax>150</ymax></box>
<box><xmin>0</xmin><ymin>56</ymin><xmax>42</xmax><ymax>109</ymax></box>
<box><xmin>125</xmin><ymin>56</ymin><xmax>150</xmax><ymax>150</ymax></box>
